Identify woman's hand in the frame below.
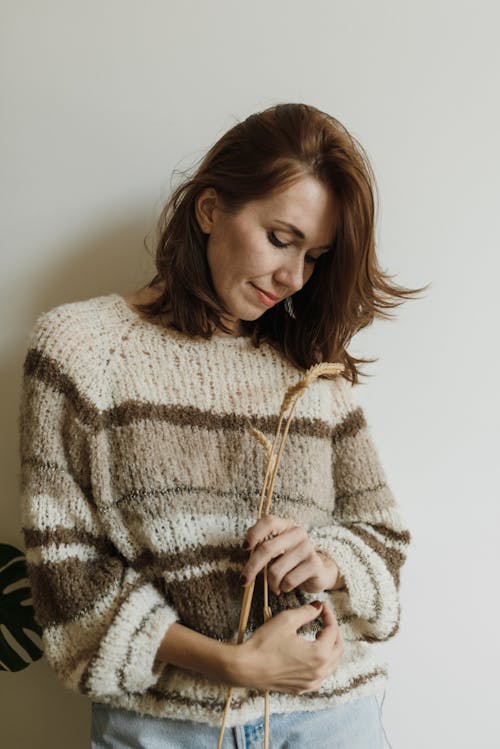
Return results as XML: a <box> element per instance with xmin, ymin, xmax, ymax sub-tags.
<box><xmin>240</xmin><ymin>514</ymin><xmax>343</xmax><ymax>595</ymax></box>
<box><xmin>230</xmin><ymin>601</ymin><xmax>344</xmax><ymax>694</ymax></box>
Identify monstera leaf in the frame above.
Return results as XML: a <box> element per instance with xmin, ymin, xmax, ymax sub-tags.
<box><xmin>0</xmin><ymin>543</ymin><xmax>43</xmax><ymax>671</ymax></box>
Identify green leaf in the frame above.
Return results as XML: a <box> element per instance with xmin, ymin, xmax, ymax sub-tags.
<box><xmin>0</xmin><ymin>543</ymin><xmax>43</xmax><ymax>672</ymax></box>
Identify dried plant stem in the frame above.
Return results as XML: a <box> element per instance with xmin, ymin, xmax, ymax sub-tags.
<box><xmin>216</xmin><ymin>362</ymin><xmax>344</xmax><ymax>749</ymax></box>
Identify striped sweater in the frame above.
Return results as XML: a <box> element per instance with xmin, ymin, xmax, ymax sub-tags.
<box><xmin>18</xmin><ymin>292</ymin><xmax>411</xmax><ymax>727</ymax></box>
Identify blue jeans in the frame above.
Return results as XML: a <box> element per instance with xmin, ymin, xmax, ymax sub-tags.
<box><xmin>90</xmin><ymin>693</ymin><xmax>389</xmax><ymax>748</ymax></box>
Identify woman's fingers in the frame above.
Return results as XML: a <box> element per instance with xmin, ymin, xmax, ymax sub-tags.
<box><xmin>315</xmin><ymin>601</ymin><xmax>342</xmax><ymax>648</ymax></box>
<box><xmin>271</xmin><ymin>557</ymin><xmax>318</xmax><ymax>595</ymax></box>
<box><xmin>242</xmin><ymin>514</ymin><xmax>297</xmax><ymax>550</ymax></box>
<box><xmin>241</xmin><ymin>515</ymin><xmax>330</xmax><ymax>595</ymax></box>
<box><xmin>240</xmin><ymin>529</ymin><xmax>305</xmax><ymax>588</ymax></box>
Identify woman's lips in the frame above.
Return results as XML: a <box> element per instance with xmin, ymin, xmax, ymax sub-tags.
<box><xmin>251</xmin><ymin>284</ymin><xmax>279</xmax><ymax>306</ymax></box>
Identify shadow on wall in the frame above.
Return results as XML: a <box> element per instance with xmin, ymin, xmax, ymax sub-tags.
<box><xmin>2</xmin><ymin>214</ymin><xmax>155</xmax><ymax>748</ymax></box>
<box><xmin>4</xmin><ymin>213</ymin><xmax>155</xmax><ymax>555</ymax></box>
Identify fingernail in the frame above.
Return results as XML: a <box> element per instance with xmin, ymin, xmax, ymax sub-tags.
<box><xmin>242</xmin><ymin>540</ymin><xmax>250</xmax><ymax>550</ymax></box>
<box><xmin>240</xmin><ymin>574</ymin><xmax>248</xmax><ymax>586</ymax></box>
<box><xmin>311</xmin><ymin>600</ymin><xmax>322</xmax><ymax>609</ymax></box>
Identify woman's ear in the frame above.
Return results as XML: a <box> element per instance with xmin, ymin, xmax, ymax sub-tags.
<box><xmin>195</xmin><ymin>187</ymin><xmax>218</xmax><ymax>234</ymax></box>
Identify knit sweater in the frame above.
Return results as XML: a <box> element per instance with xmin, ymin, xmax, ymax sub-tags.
<box><xmin>18</xmin><ymin>292</ymin><xmax>411</xmax><ymax>727</ymax></box>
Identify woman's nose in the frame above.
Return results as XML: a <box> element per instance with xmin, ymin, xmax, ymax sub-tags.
<box><xmin>274</xmin><ymin>256</ymin><xmax>306</xmax><ymax>294</ymax></box>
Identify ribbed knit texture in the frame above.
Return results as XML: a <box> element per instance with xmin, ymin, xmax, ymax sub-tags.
<box><xmin>18</xmin><ymin>292</ymin><xmax>411</xmax><ymax>727</ymax></box>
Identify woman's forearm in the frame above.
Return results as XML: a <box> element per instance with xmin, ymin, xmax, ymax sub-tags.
<box><xmin>152</xmin><ymin>553</ymin><xmax>346</xmax><ymax>684</ymax></box>
<box><xmin>153</xmin><ymin>622</ymin><xmax>239</xmax><ymax>684</ymax></box>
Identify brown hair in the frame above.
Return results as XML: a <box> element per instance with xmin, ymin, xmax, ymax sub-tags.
<box><xmin>134</xmin><ymin>102</ymin><xmax>429</xmax><ymax>384</ymax></box>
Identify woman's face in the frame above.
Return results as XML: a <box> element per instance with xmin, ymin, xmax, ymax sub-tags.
<box><xmin>196</xmin><ymin>174</ymin><xmax>338</xmax><ymax>336</ymax></box>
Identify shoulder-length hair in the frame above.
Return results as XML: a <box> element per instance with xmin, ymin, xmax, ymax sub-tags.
<box><xmin>134</xmin><ymin>102</ymin><xmax>429</xmax><ymax>385</ymax></box>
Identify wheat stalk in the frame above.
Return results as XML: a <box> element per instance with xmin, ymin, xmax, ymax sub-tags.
<box><xmin>216</xmin><ymin>361</ymin><xmax>344</xmax><ymax>749</ymax></box>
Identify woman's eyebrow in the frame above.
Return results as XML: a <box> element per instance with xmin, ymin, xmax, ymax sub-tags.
<box><xmin>274</xmin><ymin>219</ymin><xmax>334</xmax><ymax>250</ymax></box>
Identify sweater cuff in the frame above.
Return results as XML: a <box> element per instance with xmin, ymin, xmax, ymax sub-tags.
<box><xmin>308</xmin><ymin>523</ymin><xmax>399</xmax><ymax>640</ymax></box>
<box><xmin>84</xmin><ymin>577</ymin><xmax>179</xmax><ymax>696</ymax></box>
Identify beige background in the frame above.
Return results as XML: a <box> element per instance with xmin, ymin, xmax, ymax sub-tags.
<box><xmin>2</xmin><ymin>1</ymin><xmax>499</xmax><ymax>747</ymax></box>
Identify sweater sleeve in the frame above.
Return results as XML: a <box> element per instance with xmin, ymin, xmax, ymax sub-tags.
<box><xmin>18</xmin><ymin>312</ymin><xmax>180</xmax><ymax>699</ymax></box>
<box><xmin>308</xmin><ymin>380</ymin><xmax>411</xmax><ymax>642</ymax></box>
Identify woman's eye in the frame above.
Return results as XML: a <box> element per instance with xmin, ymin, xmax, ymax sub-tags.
<box><xmin>268</xmin><ymin>231</ymin><xmax>289</xmax><ymax>248</ymax></box>
<box><xmin>268</xmin><ymin>231</ymin><xmax>320</xmax><ymax>265</ymax></box>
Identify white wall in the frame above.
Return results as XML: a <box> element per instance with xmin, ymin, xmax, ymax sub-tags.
<box><xmin>2</xmin><ymin>1</ymin><xmax>499</xmax><ymax>747</ymax></box>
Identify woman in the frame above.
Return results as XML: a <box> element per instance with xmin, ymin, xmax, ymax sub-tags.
<box><xmin>19</xmin><ymin>103</ymin><xmax>423</xmax><ymax>748</ymax></box>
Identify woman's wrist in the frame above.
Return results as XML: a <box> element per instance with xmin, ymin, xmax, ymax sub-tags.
<box><xmin>223</xmin><ymin>640</ymin><xmax>251</xmax><ymax>687</ymax></box>
<box><xmin>316</xmin><ymin>549</ymin><xmax>346</xmax><ymax>591</ymax></box>
<box><xmin>225</xmin><ymin>637</ymin><xmax>263</xmax><ymax>689</ymax></box>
